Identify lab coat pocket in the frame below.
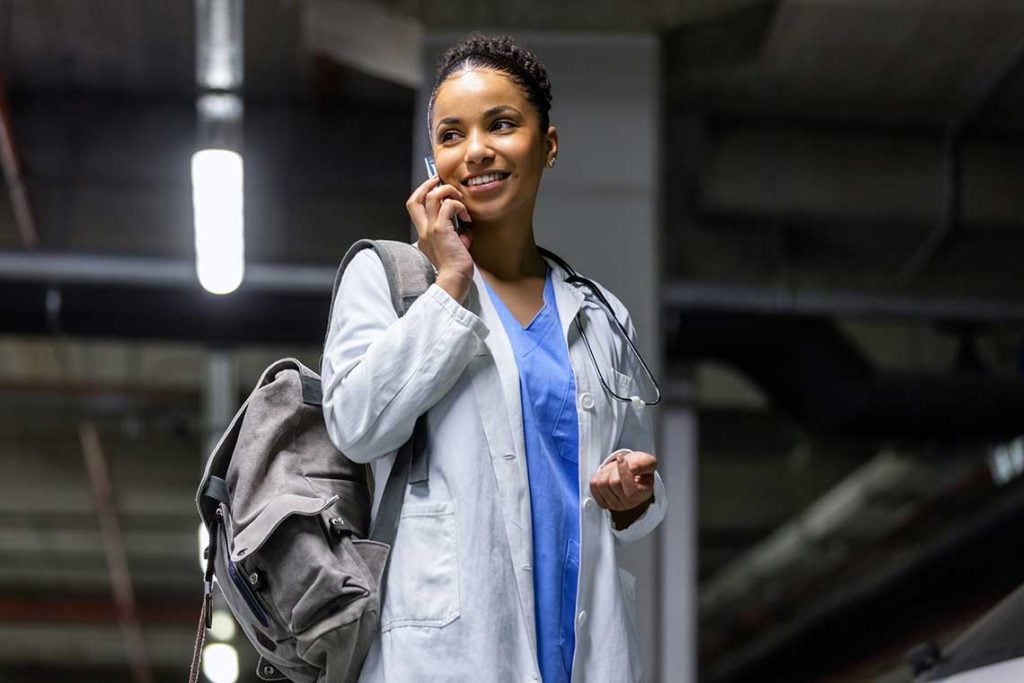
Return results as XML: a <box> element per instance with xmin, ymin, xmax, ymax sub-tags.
<box><xmin>381</xmin><ymin>500</ymin><xmax>460</xmax><ymax>631</ymax></box>
<box><xmin>610</xmin><ymin>369</ymin><xmax>634</xmax><ymax>397</ymax></box>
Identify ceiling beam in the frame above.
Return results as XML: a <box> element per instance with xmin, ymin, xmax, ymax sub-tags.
<box><xmin>301</xmin><ymin>0</ymin><xmax>422</xmax><ymax>89</ymax></box>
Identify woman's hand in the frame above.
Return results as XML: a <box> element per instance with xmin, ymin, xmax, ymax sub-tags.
<box><xmin>590</xmin><ymin>450</ymin><xmax>657</xmax><ymax>529</ymax></box>
<box><xmin>406</xmin><ymin>175</ymin><xmax>474</xmax><ymax>303</ymax></box>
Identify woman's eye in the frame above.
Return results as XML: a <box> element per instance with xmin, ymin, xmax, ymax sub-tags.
<box><xmin>492</xmin><ymin>119</ymin><xmax>515</xmax><ymax>131</ymax></box>
<box><xmin>439</xmin><ymin>130</ymin><xmax>460</xmax><ymax>143</ymax></box>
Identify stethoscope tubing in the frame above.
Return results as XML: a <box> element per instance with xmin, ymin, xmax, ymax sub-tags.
<box><xmin>537</xmin><ymin>247</ymin><xmax>662</xmax><ymax>408</ymax></box>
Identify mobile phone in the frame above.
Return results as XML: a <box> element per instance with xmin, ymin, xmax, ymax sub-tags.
<box><xmin>424</xmin><ymin>155</ymin><xmax>466</xmax><ymax>234</ymax></box>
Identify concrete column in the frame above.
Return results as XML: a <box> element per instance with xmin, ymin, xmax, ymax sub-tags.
<box><xmin>661</xmin><ymin>391</ymin><xmax>699</xmax><ymax>683</ymax></box>
<box><xmin>416</xmin><ymin>33</ymin><xmax>668</xmax><ymax>679</ymax></box>
<box><xmin>203</xmin><ymin>349</ymin><xmax>236</xmax><ymax>458</ymax></box>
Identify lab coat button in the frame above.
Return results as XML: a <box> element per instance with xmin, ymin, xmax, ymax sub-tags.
<box><xmin>577</xmin><ymin>610</ymin><xmax>588</xmax><ymax>628</ymax></box>
<box><xmin>579</xmin><ymin>392</ymin><xmax>595</xmax><ymax>410</ymax></box>
<box><xmin>582</xmin><ymin>497</ymin><xmax>596</xmax><ymax>513</ymax></box>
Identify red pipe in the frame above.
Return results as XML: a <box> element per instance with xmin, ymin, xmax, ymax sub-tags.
<box><xmin>79</xmin><ymin>422</ymin><xmax>154</xmax><ymax>683</ymax></box>
<box><xmin>0</xmin><ymin>73</ymin><xmax>40</xmax><ymax>248</ymax></box>
<box><xmin>0</xmin><ymin>595</ymin><xmax>197</xmax><ymax>625</ymax></box>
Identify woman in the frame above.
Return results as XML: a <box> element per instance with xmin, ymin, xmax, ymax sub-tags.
<box><xmin>322</xmin><ymin>34</ymin><xmax>667</xmax><ymax>682</ymax></box>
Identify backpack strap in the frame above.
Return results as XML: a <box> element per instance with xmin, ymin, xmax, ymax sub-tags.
<box><xmin>373</xmin><ymin>239</ymin><xmax>438</xmax><ymax>317</ymax></box>
<box><xmin>326</xmin><ymin>239</ymin><xmax>436</xmax><ymax>343</ymax></box>
<box><xmin>325</xmin><ymin>240</ymin><xmax>438</xmax><ymax>594</ymax></box>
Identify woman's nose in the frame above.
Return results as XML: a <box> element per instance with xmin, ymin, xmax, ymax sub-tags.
<box><xmin>464</xmin><ymin>129</ymin><xmax>494</xmax><ymax>165</ymax></box>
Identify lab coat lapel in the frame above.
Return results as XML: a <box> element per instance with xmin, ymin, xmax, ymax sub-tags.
<box><xmin>547</xmin><ymin>259</ymin><xmax>585</xmax><ymax>343</ymax></box>
<box><xmin>466</xmin><ymin>268</ymin><xmax>526</xmax><ymax>464</ymax></box>
<box><xmin>464</xmin><ymin>268</ymin><xmax>538</xmax><ymax>655</ymax></box>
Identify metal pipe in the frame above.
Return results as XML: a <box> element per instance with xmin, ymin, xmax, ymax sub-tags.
<box><xmin>662</xmin><ymin>281</ymin><xmax>1024</xmax><ymax>323</ymax></box>
<box><xmin>4</xmin><ymin>250</ymin><xmax>1024</xmax><ymax>323</ymax></box>
<box><xmin>902</xmin><ymin>28</ymin><xmax>1024</xmax><ymax>280</ymax></box>
<box><xmin>901</xmin><ymin>127</ymin><xmax>961</xmax><ymax>281</ymax></box>
<box><xmin>204</xmin><ymin>350</ymin><xmax>236</xmax><ymax>457</ymax></box>
<box><xmin>195</xmin><ymin>0</ymin><xmax>244</xmax><ymax>90</ymax></box>
<box><xmin>0</xmin><ymin>250</ymin><xmax>335</xmax><ymax>292</ymax></box>
<box><xmin>78</xmin><ymin>422</ymin><xmax>154</xmax><ymax>683</ymax></box>
<box><xmin>0</xmin><ymin>595</ymin><xmax>197</xmax><ymax>625</ymax></box>
<box><xmin>0</xmin><ymin>74</ymin><xmax>40</xmax><ymax>248</ymax></box>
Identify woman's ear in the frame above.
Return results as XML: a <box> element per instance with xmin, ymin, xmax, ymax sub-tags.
<box><xmin>545</xmin><ymin>125</ymin><xmax>559</xmax><ymax>168</ymax></box>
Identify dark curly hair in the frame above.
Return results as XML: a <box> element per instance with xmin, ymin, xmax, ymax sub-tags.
<box><xmin>428</xmin><ymin>34</ymin><xmax>553</xmax><ymax>136</ymax></box>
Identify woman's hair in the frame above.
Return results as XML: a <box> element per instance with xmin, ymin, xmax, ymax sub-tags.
<box><xmin>428</xmin><ymin>34</ymin><xmax>553</xmax><ymax>135</ymax></box>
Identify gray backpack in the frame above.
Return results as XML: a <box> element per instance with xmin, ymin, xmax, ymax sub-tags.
<box><xmin>191</xmin><ymin>240</ymin><xmax>435</xmax><ymax>683</ymax></box>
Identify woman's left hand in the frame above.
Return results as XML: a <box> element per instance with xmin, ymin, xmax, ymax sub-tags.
<box><xmin>589</xmin><ymin>450</ymin><xmax>657</xmax><ymax>512</ymax></box>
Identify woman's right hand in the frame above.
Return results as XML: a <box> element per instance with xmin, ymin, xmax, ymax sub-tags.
<box><xmin>406</xmin><ymin>176</ymin><xmax>474</xmax><ymax>303</ymax></box>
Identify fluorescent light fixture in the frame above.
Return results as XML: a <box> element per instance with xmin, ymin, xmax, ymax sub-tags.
<box><xmin>202</xmin><ymin>643</ymin><xmax>239</xmax><ymax>683</ymax></box>
<box><xmin>192</xmin><ymin>149</ymin><xmax>245</xmax><ymax>295</ymax></box>
<box><xmin>196</xmin><ymin>0</ymin><xmax>244</xmax><ymax>90</ymax></box>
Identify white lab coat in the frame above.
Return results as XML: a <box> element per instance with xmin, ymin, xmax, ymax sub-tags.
<box><xmin>322</xmin><ymin>248</ymin><xmax>667</xmax><ymax>682</ymax></box>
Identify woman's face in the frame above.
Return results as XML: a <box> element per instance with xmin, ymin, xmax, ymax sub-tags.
<box><xmin>430</xmin><ymin>68</ymin><xmax>557</xmax><ymax>224</ymax></box>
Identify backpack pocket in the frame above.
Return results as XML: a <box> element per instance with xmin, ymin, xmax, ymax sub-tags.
<box><xmin>381</xmin><ymin>500</ymin><xmax>460</xmax><ymax>631</ymax></box>
<box><xmin>234</xmin><ymin>494</ymin><xmax>379</xmax><ymax>635</ymax></box>
<box><xmin>221</xmin><ymin>492</ymin><xmax>385</xmax><ymax>683</ymax></box>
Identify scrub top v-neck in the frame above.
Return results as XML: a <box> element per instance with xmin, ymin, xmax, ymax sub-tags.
<box><xmin>483</xmin><ymin>270</ymin><xmax>581</xmax><ymax>683</ymax></box>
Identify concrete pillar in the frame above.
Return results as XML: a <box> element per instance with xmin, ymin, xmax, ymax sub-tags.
<box><xmin>415</xmin><ymin>33</ymin><xmax>673</xmax><ymax>680</ymax></box>
<box><xmin>661</xmin><ymin>392</ymin><xmax>699</xmax><ymax>683</ymax></box>
<box><xmin>203</xmin><ymin>349</ymin><xmax>236</xmax><ymax>458</ymax></box>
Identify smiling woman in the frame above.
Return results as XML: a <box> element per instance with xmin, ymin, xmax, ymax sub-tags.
<box><xmin>321</xmin><ymin>33</ymin><xmax>667</xmax><ymax>683</ymax></box>
<box><xmin>430</xmin><ymin>71</ymin><xmax>553</xmax><ymax>232</ymax></box>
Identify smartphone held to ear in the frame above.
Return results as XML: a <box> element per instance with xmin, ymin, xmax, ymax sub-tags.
<box><xmin>424</xmin><ymin>156</ymin><xmax>468</xmax><ymax>235</ymax></box>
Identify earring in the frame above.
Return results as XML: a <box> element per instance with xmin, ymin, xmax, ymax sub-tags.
<box><xmin>547</xmin><ymin>156</ymin><xmax>557</xmax><ymax>168</ymax></box>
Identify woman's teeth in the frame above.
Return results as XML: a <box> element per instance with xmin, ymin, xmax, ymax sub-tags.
<box><xmin>467</xmin><ymin>173</ymin><xmax>508</xmax><ymax>186</ymax></box>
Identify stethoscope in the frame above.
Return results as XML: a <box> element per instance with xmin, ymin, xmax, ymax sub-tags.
<box><xmin>537</xmin><ymin>247</ymin><xmax>662</xmax><ymax>409</ymax></box>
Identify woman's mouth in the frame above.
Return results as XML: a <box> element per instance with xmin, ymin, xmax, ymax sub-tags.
<box><xmin>464</xmin><ymin>172</ymin><xmax>511</xmax><ymax>193</ymax></box>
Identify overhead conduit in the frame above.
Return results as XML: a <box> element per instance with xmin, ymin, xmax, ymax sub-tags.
<box><xmin>667</xmin><ymin>311</ymin><xmax>1024</xmax><ymax>441</ymax></box>
<box><xmin>0</xmin><ymin>250</ymin><xmax>1021</xmax><ymax>439</ymax></box>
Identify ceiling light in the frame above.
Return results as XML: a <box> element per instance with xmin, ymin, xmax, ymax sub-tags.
<box><xmin>191</xmin><ymin>149</ymin><xmax>244</xmax><ymax>295</ymax></box>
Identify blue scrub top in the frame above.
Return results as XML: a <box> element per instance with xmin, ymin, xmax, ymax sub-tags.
<box><xmin>485</xmin><ymin>271</ymin><xmax>581</xmax><ymax>682</ymax></box>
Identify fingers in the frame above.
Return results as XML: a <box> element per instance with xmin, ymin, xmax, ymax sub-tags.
<box><xmin>589</xmin><ymin>472</ymin><xmax>625</xmax><ymax>510</ymax></box>
<box><xmin>590</xmin><ymin>453</ymin><xmax>656</xmax><ymax>512</ymax></box>
<box><xmin>589</xmin><ymin>462</ymin><xmax>632</xmax><ymax>511</ymax></box>
<box><xmin>424</xmin><ymin>183</ymin><xmax>465</xmax><ymax>230</ymax></box>
<box><xmin>617</xmin><ymin>454</ymin><xmax>639</xmax><ymax>499</ymax></box>
<box><xmin>409</xmin><ymin>174</ymin><xmax>440</xmax><ymax>202</ymax></box>
<box><xmin>624</xmin><ymin>451</ymin><xmax>658</xmax><ymax>476</ymax></box>
<box><xmin>438</xmin><ymin>196</ymin><xmax>471</xmax><ymax>226</ymax></box>
<box><xmin>406</xmin><ymin>176</ymin><xmax>440</xmax><ymax>237</ymax></box>
<box><xmin>407</xmin><ymin>177</ymin><xmax>469</xmax><ymax>240</ymax></box>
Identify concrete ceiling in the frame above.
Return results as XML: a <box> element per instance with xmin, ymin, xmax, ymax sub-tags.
<box><xmin>0</xmin><ymin>1</ymin><xmax>1023</xmax><ymax>681</ymax></box>
<box><xmin>669</xmin><ymin>0</ymin><xmax>1024</xmax><ymax>133</ymax></box>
